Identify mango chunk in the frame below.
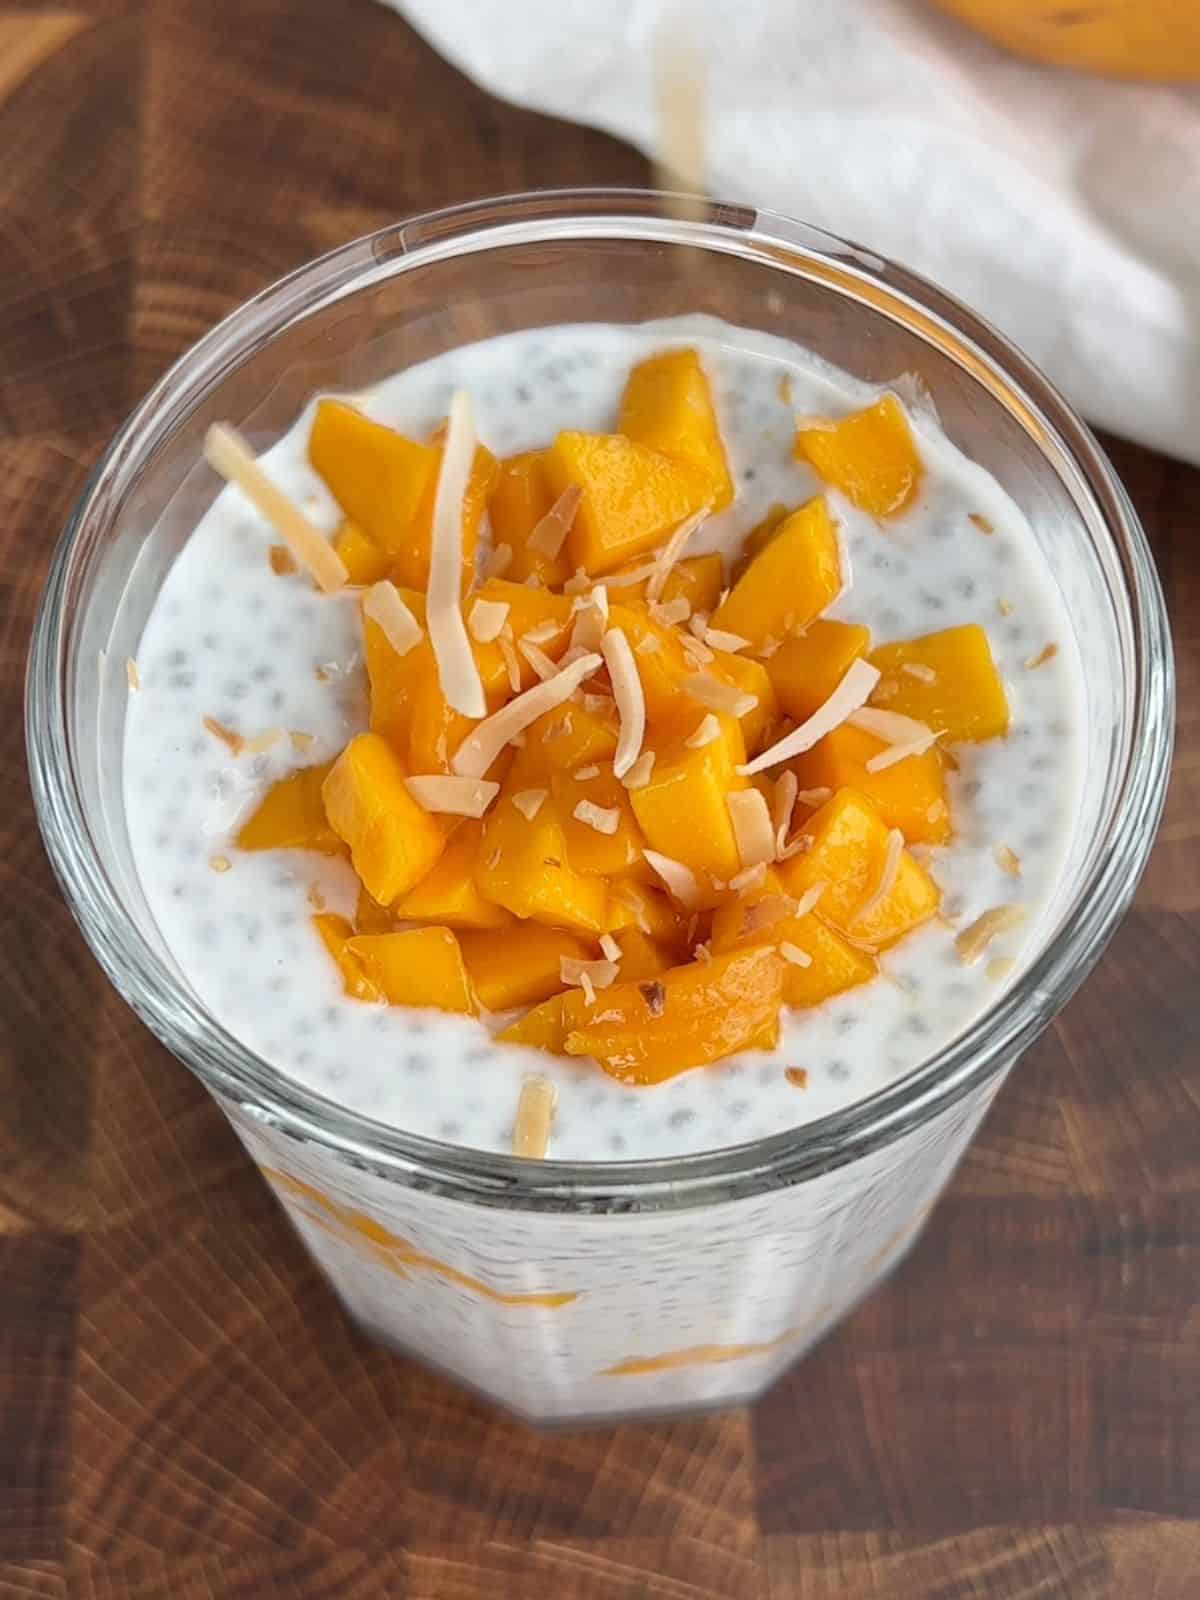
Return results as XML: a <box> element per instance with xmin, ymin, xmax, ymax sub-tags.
<box><xmin>332</xmin><ymin>519</ymin><xmax>390</xmax><ymax>587</ymax></box>
<box><xmin>766</xmin><ymin>619</ymin><xmax>872</xmax><ymax>722</ymax></box>
<box><xmin>869</xmin><ymin>624</ymin><xmax>1010</xmax><ymax>743</ymax></box>
<box><xmin>794</xmin><ymin>395</ymin><xmax>922</xmax><ymax>517</ymax></box>
<box><xmin>741</xmin><ymin>502</ymin><xmax>791</xmax><ymax>564</ymax></box>
<box><xmin>236</xmin><ymin>761</ymin><xmax>343</xmax><ymax>856</ymax></box>
<box><xmin>355</xmin><ymin>882</ymin><xmax>396</xmax><ymax>936</ymax></box>
<box><xmin>710</xmin><ymin>876</ymin><xmax>877</xmax><ymax>1007</ymax></box>
<box><xmin>618</xmin><ymin>347</ymin><xmax>734</xmax><ymax>511</ymax></box>
<box><xmin>606</xmin><ymin>602</ymin><xmax>693</xmax><ymax>726</ymax></box>
<box><xmin>548</xmin><ymin>432</ymin><xmax>712</xmax><ymax>575</ymax></box>
<box><xmin>509</xmin><ymin>701</ymin><xmax>619</xmax><ymax>783</ymax></box>
<box><xmin>791</xmin><ymin>724</ymin><xmax>950</xmax><ymax>845</ymax></box>
<box><xmin>777</xmin><ymin>788</ymin><xmax>939</xmax><ymax>950</ymax></box>
<box><xmin>476</xmin><ymin>784</ymin><xmax>608</xmax><ymax>935</ymax></box>
<box><xmin>611</xmin><ymin>927</ymin><xmax>674</xmax><ymax>982</ymax></box>
<box><xmin>708</xmin><ymin>648</ymin><xmax>779</xmax><ymax>756</ymax></box>
<box><xmin>396</xmin><ymin>440</ymin><xmax>498</xmax><ymax>593</ymax></box>
<box><xmin>604</xmin><ymin>881</ymin><xmax>693</xmax><ymax>954</ymax></box>
<box><xmin>711</xmin><ymin>497</ymin><xmax>840</xmax><ymax>645</ymax></box>
<box><xmin>550</xmin><ymin>768</ymin><xmax>650</xmax><ymax>880</ymax></box>
<box><xmin>488</xmin><ymin>449</ymin><xmax>571</xmax><ymax>589</ymax></box>
<box><xmin>563</xmin><ymin>945</ymin><xmax>785</xmax><ymax>1084</ymax></box>
<box><xmin>497</xmin><ymin>988</ymin><xmax>589</xmax><ymax>1054</ymax></box>
<box><xmin>472</xmin><ymin>577</ymin><xmax>575</xmax><ymax>689</ymax></box>
<box><xmin>348</xmin><ymin>926</ymin><xmax>477</xmax><ymax>1014</ymax></box>
<box><xmin>322</xmin><ymin>732</ymin><xmax>445</xmax><ymax>906</ymax></box>
<box><xmin>459</xmin><ymin>922</ymin><xmax>594</xmax><ymax>1011</ymax></box>
<box><xmin>607</xmin><ymin>552</ymin><xmax>723</xmax><ymax>613</ymax></box>
<box><xmin>309</xmin><ymin>400</ymin><xmax>438</xmax><ymax>555</ymax></box>
<box><xmin>630</xmin><ymin>714</ymin><xmax>748</xmax><ymax>886</ymax></box>
<box><xmin>313</xmin><ymin>913</ymin><xmax>382</xmax><ymax>1003</ymax></box>
<box><xmin>395</xmin><ymin>819</ymin><xmax>514</xmax><ymax>930</ymax></box>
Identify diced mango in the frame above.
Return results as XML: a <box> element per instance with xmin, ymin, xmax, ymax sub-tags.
<box><xmin>618</xmin><ymin>347</ymin><xmax>734</xmax><ymax>511</ymax></box>
<box><xmin>606</xmin><ymin>602</ymin><xmax>693</xmax><ymax>726</ymax></box>
<box><xmin>777</xmin><ymin>789</ymin><xmax>939</xmax><ymax>949</ymax></box>
<box><xmin>710</xmin><ymin>877</ymin><xmax>877</xmax><ymax>1007</ymax></box>
<box><xmin>661</xmin><ymin>553</ymin><xmax>724</xmax><ymax>612</ymax></box>
<box><xmin>497</xmin><ymin>988</ymin><xmax>590</xmax><ymax>1054</ymax></box>
<box><xmin>236</xmin><ymin>761</ymin><xmax>343</xmax><ymax>856</ymax></box>
<box><xmin>395</xmin><ymin>441</ymin><xmax>498</xmax><ymax>593</ymax></box>
<box><xmin>395</xmin><ymin>820</ymin><xmax>514</xmax><ymax>930</ymax></box>
<box><xmin>309</xmin><ymin>400</ymin><xmax>438</xmax><ymax>555</ymax></box>
<box><xmin>604</xmin><ymin>881</ymin><xmax>693</xmax><ymax>953</ymax></box>
<box><xmin>548</xmin><ymin>432</ymin><xmax>712</xmax><ymax>575</ymax></box>
<box><xmin>766</xmin><ymin>619</ymin><xmax>872</xmax><ymax>722</ymax></box>
<box><xmin>322</xmin><ymin>733</ymin><xmax>445</xmax><ymax>905</ymax></box>
<box><xmin>563</xmin><ymin>945</ymin><xmax>785</xmax><ymax>1084</ymax></box>
<box><xmin>509</xmin><ymin>701</ymin><xmax>619</xmax><ymax>783</ymax></box>
<box><xmin>313</xmin><ymin>913</ymin><xmax>382</xmax><ymax>1002</ymax></box>
<box><xmin>472</xmin><ymin>577</ymin><xmax>575</xmax><ymax>689</ymax></box>
<box><xmin>551</xmin><ymin>768</ymin><xmax>649</xmax><ymax>879</ymax></box>
<box><xmin>741</xmin><ymin>502</ymin><xmax>790</xmax><ymax>564</ymax></box>
<box><xmin>459</xmin><ymin>922</ymin><xmax>594</xmax><ymax>1011</ymax></box>
<box><xmin>869</xmin><ymin>624</ymin><xmax>1010</xmax><ymax>743</ymax></box>
<box><xmin>630</xmin><ymin>714</ymin><xmax>748</xmax><ymax>886</ymax></box>
<box><xmin>708</xmin><ymin>648</ymin><xmax>779</xmax><ymax>756</ymax></box>
<box><xmin>711</xmin><ymin>497</ymin><xmax>841</xmax><ymax>645</ymax></box>
<box><xmin>488</xmin><ymin>448</ymin><xmax>571</xmax><ymax>588</ymax></box>
<box><xmin>794</xmin><ymin>395</ymin><xmax>922</xmax><ymax>517</ymax></box>
<box><xmin>791</xmin><ymin>724</ymin><xmax>950</xmax><ymax>845</ymax></box>
<box><xmin>611</xmin><ymin>927</ymin><xmax>674</xmax><ymax>982</ymax></box>
<box><xmin>355</xmin><ymin>882</ymin><xmax>396</xmax><ymax>935</ymax></box>
<box><xmin>332</xmin><ymin>519</ymin><xmax>390</xmax><ymax>587</ymax></box>
<box><xmin>476</xmin><ymin>785</ymin><xmax>608</xmax><ymax>935</ymax></box>
<box><xmin>347</xmin><ymin>926</ymin><xmax>477</xmax><ymax>1014</ymax></box>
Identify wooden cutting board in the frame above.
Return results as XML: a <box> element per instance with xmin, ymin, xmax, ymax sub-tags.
<box><xmin>1</xmin><ymin>3</ymin><xmax>1197</xmax><ymax>1595</ymax></box>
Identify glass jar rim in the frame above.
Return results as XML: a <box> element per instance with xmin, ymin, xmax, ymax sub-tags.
<box><xmin>26</xmin><ymin>187</ymin><xmax>1174</xmax><ymax>1210</ymax></box>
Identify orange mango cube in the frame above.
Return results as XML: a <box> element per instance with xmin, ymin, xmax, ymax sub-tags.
<box><xmin>236</xmin><ymin>761</ymin><xmax>343</xmax><ymax>856</ymax></box>
<box><xmin>510</xmin><ymin>701</ymin><xmax>619</xmax><ymax>783</ymax></box>
<box><xmin>396</xmin><ymin>440</ymin><xmax>498</xmax><ymax>593</ymax></box>
<box><xmin>548</xmin><ymin>432</ymin><xmax>713</xmax><ymax>575</ymax></box>
<box><xmin>777</xmin><ymin>788</ymin><xmax>939</xmax><ymax>950</ymax></box>
<box><xmin>794</xmin><ymin>394</ymin><xmax>922</xmax><ymax>517</ymax></box>
<box><xmin>347</xmin><ymin>926</ymin><xmax>477</xmax><ymax>1014</ymax></box>
<box><xmin>618</xmin><ymin>347</ymin><xmax>734</xmax><ymax>511</ymax></box>
<box><xmin>766</xmin><ymin>619</ymin><xmax>872</xmax><ymax>722</ymax></box>
<box><xmin>332</xmin><ymin>519</ymin><xmax>390</xmax><ymax>587</ymax></box>
<box><xmin>476</xmin><ymin>785</ymin><xmax>608</xmax><ymax>935</ymax></box>
<box><xmin>488</xmin><ymin>448</ymin><xmax>570</xmax><ymax>588</ymax></box>
<box><xmin>606</xmin><ymin>602</ymin><xmax>693</xmax><ymax>726</ymax></box>
<box><xmin>710</xmin><ymin>879</ymin><xmax>877</xmax><ymax>1007</ymax></box>
<box><xmin>708</xmin><ymin>647</ymin><xmax>779</xmax><ymax>756</ymax></box>
<box><xmin>551</xmin><ymin>768</ymin><xmax>650</xmax><ymax>879</ymax></box>
<box><xmin>869</xmin><ymin>624</ymin><xmax>1010</xmax><ymax>743</ymax></box>
<box><xmin>355</xmin><ymin>882</ymin><xmax>397</xmax><ymax>936</ymax></box>
<box><xmin>610</xmin><ymin>927</ymin><xmax>674</xmax><ymax>982</ymax></box>
<box><xmin>313</xmin><ymin>913</ymin><xmax>382</xmax><ymax>1003</ymax></box>
<box><xmin>322</xmin><ymin>732</ymin><xmax>445</xmax><ymax>906</ymax></box>
<box><xmin>459</xmin><ymin>922</ymin><xmax>595</xmax><ymax>1011</ymax></box>
<box><xmin>630</xmin><ymin>714</ymin><xmax>748</xmax><ymax>886</ymax></box>
<box><xmin>711</xmin><ymin>497</ymin><xmax>841</xmax><ymax>645</ymax></box>
<box><xmin>309</xmin><ymin>400</ymin><xmax>438</xmax><ymax>555</ymax></box>
<box><xmin>395</xmin><ymin>819</ymin><xmax>514</xmax><ymax>930</ymax></box>
<box><xmin>791</xmin><ymin>723</ymin><xmax>951</xmax><ymax>845</ymax></box>
<box><xmin>603</xmin><ymin>881</ymin><xmax>693</xmax><ymax>954</ymax></box>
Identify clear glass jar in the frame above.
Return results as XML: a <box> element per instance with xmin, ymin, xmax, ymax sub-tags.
<box><xmin>26</xmin><ymin>191</ymin><xmax>1173</xmax><ymax>1424</ymax></box>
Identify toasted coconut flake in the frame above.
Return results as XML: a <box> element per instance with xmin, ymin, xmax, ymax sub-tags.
<box><xmin>203</xmin><ymin>715</ymin><xmax>244</xmax><ymax>755</ymax></box>
<box><xmin>778</xmin><ymin>832</ymin><xmax>813</xmax><ymax>861</ymax></box>
<box><xmin>581</xmin><ymin>691</ymin><xmax>612</xmax><ymax>714</ymax></box>
<box><xmin>969</xmin><ymin>512</ymin><xmax>994</xmax><ymax>534</ymax></box>
<box><xmin>268</xmin><ymin>544</ymin><xmax>297</xmax><ymax>576</ymax></box>
<box><xmin>242</xmin><ymin>727</ymin><xmax>284</xmax><ymax>756</ymax></box>
<box><xmin>995</xmin><ymin>843</ymin><xmax>1022</xmax><ymax>878</ymax></box>
<box><xmin>987</xmin><ymin>956</ymin><xmax>1017</xmax><ymax>981</ymax></box>
<box><xmin>693</xmin><ymin>941</ymin><xmax>713</xmax><ymax>964</ymax></box>
<box><xmin>364</xmin><ymin>580</ymin><xmax>423</xmax><ymax>658</ymax></box>
<box><xmin>125</xmin><ymin>657</ymin><xmax>141</xmax><ymax>691</ymax></box>
<box><xmin>452</xmin><ymin>652</ymin><xmax>604</xmax><ymax>778</ymax></box>
<box><xmin>621</xmin><ymin>750</ymin><xmax>655</xmax><ymax>791</ymax></box>
<box><xmin>485</xmin><ymin>542</ymin><xmax>513</xmax><ymax>579</ymax></box>
<box><xmin>650</xmin><ymin>596</ymin><xmax>691</xmax><ymax>626</ymax></box>
<box><xmin>527</xmin><ymin>484</ymin><xmax>581</xmax><ymax>558</ymax></box>
<box><xmin>1024</xmin><ymin>642</ymin><xmax>1059</xmax><ymax>670</ymax></box>
<box><xmin>772</xmin><ymin>771</ymin><xmax>798</xmax><ymax>854</ymax></box>
<box><xmin>646</xmin><ymin>505</ymin><xmax>709</xmax><ymax>602</ymax></box>
<box><xmin>602</xmin><ymin>628</ymin><xmax>646</xmax><ymax>780</ymax></box>
<box><xmin>684</xmin><ymin>713</ymin><xmax>721</xmax><ymax>749</ymax></box>
<box><xmin>998</xmin><ymin>598</ymin><xmax>1014</xmax><ymax>617</ymax></box>
<box><xmin>729</xmin><ymin>862</ymin><xmax>768</xmax><ymax>893</ymax></box>
<box><xmin>612</xmin><ymin>881</ymin><xmax>653</xmax><ymax>935</ymax></box>
<box><xmin>562</xmin><ymin>567</ymin><xmax>592</xmax><ymax>594</ymax></box>
<box><xmin>643</xmin><ymin>849</ymin><xmax>702</xmax><ymax>908</ymax></box>
<box><xmin>743</xmin><ymin>894</ymin><xmax>796</xmax><ymax>936</ymax></box>
<box><xmin>468</xmin><ymin>597</ymin><xmax>510</xmax><ymax>643</ymax></box>
<box><xmin>901</xmin><ymin>661</ymin><xmax>937</xmax><ymax>684</ymax></box>
<box><xmin>495</xmin><ymin>634</ymin><xmax>522</xmax><ymax>694</ymax></box>
<box><xmin>426</xmin><ymin>391</ymin><xmax>486</xmax><ymax>717</ymax></box>
<box><xmin>204</xmin><ymin>423</ymin><xmax>347</xmax><ymax>593</ymax></box>
<box><xmin>955</xmin><ymin>903</ymin><xmax>1027</xmax><ymax>965</ymax></box>
<box><xmin>685</xmin><ymin>672</ymin><xmax>756</xmax><ymax>718</ymax></box>
<box><xmin>591</xmin><ymin>584</ymin><xmax>610</xmax><ymax>623</ymax></box>
<box><xmin>574</xmin><ymin>764</ymin><xmax>601</xmax><ymax>781</ymax></box>
<box><xmin>569</xmin><ymin>595</ymin><xmax>606</xmax><ymax>654</ymax></box>
<box><xmin>635</xmin><ymin>632</ymin><xmax>661</xmax><ymax>656</ymax></box>
<box><xmin>574</xmin><ymin>799</ymin><xmax>620</xmax><ymax>835</ymax></box>
<box><xmin>785</xmin><ymin>1066</ymin><xmax>808</xmax><ymax>1089</ymax></box>
<box><xmin>727</xmin><ymin>789</ymin><xmax>776</xmax><ymax>870</ymax></box>
<box><xmin>599</xmin><ymin>933</ymin><xmax>622</xmax><ymax>963</ymax></box>
<box><xmin>779</xmin><ymin>942</ymin><xmax>812</xmax><ymax>968</ymax></box>
<box><xmin>560</xmin><ymin>956</ymin><xmax>619</xmax><ymax>991</ymax></box>
<box><xmin>704</xmin><ymin>626</ymin><xmax>751</xmax><ymax>653</ymax></box>
<box><xmin>512</xmin><ymin>1075</ymin><xmax>557</xmax><ymax>1159</ymax></box>
<box><xmin>681</xmin><ymin>635</ymin><xmax>715</xmax><ymax>667</ymax></box>
<box><xmin>866</xmin><ymin>732</ymin><xmax>939</xmax><ymax>773</ymax></box>
<box><xmin>739</xmin><ymin>659</ymin><xmax>881</xmax><ymax>776</ymax></box>
<box><xmin>792</xmin><ymin>885</ymin><xmax>825</xmax><ymax>920</ymax></box>
<box><xmin>511</xmin><ymin>788</ymin><xmax>548</xmax><ymax>821</ymax></box>
<box><xmin>405</xmin><ymin>774</ymin><xmax>500</xmax><ymax>818</ymax></box>
<box><xmin>521</xmin><ymin>619</ymin><xmax>561</xmax><ymax>646</ymax></box>
<box><xmin>795</xmin><ymin>786</ymin><xmax>833</xmax><ymax>808</ymax></box>
<box><xmin>856</xmin><ymin>828</ymin><xmax>904</xmax><ymax>924</ymax></box>
<box><xmin>602</xmin><ymin>561</ymin><xmax>660</xmax><ymax>590</ymax></box>
<box><xmin>518</xmin><ymin>637</ymin><xmax>560</xmax><ymax>681</ymax></box>
<box><xmin>752</xmin><ymin>635</ymin><xmax>783</xmax><ymax>660</ymax></box>
<box><xmin>290</xmin><ymin>731</ymin><xmax>315</xmax><ymax>752</ymax></box>
<box><xmin>208</xmin><ymin>854</ymin><xmax>232</xmax><ymax>874</ymax></box>
<box><xmin>850</xmin><ymin>707</ymin><xmax>935</xmax><ymax>745</ymax></box>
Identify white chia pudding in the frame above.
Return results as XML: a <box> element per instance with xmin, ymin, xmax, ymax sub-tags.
<box><xmin>123</xmin><ymin>316</ymin><xmax>1084</xmax><ymax>1162</ymax></box>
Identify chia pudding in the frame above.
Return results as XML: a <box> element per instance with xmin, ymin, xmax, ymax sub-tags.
<box><xmin>119</xmin><ymin>315</ymin><xmax>1085</xmax><ymax>1419</ymax></box>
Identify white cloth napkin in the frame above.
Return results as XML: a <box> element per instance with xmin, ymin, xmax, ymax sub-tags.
<box><xmin>388</xmin><ymin>0</ymin><xmax>1200</xmax><ymax>465</ymax></box>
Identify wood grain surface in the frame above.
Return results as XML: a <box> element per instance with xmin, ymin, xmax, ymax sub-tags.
<box><xmin>2</xmin><ymin>2</ymin><xmax>1197</xmax><ymax>1595</ymax></box>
